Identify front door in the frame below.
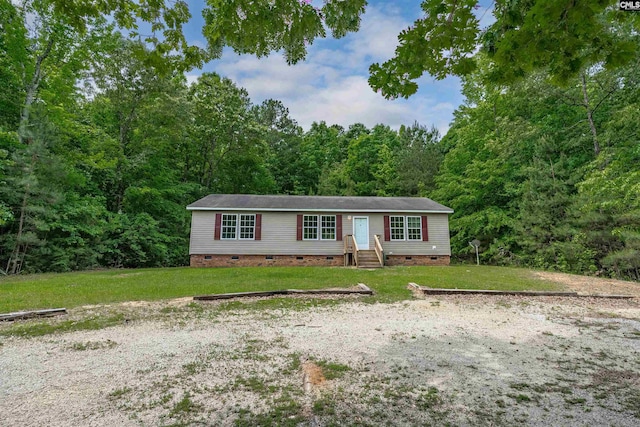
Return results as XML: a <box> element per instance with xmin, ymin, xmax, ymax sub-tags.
<box><xmin>353</xmin><ymin>216</ymin><xmax>369</xmax><ymax>250</ymax></box>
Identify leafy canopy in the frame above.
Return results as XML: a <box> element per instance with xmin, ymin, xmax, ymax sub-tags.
<box><xmin>202</xmin><ymin>0</ymin><xmax>639</xmax><ymax>98</ymax></box>
<box><xmin>24</xmin><ymin>1</ymin><xmax>640</xmax><ymax>97</ymax></box>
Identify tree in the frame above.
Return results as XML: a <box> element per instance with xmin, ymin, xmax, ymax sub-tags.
<box><xmin>47</xmin><ymin>0</ymin><xmax>209</xmax><ymax>70</ymax></box>
<box><xmin>188</xmin><ymin>73</ymin><xmax>274</xmax><ymax>194</ymax></box>
<box><xmin>344</xmin><ymin>125</ymin><xmax>400</xmax><ymax>196</ymax></box>
<box><xmin>299</xmin><ymin>122</ymin><xmax>347</xmax><ymax>194</ymax></box>
<box><xmin>395</xmin><ymin>123</ymin><xmax>443</xmax><ymax>196</ymax></box>
<box><xmin>90</xmin><ymin>36</ymin><xmax>170</xmax><ymax>212</ymax></box>
<box><xmin>253</xmin><ymin>100</ymin><xmax>306</xmax><ymax>194</ymax></box>
<box><xmin>1</xmin><ymin>121</ymin><xmax>64</xmax><ymax>274</ymax></box>
<box><xmin>0</xmin><ymin>1</ymin><xmax>26</xmax><ymax>129</ymax></box>
<box><xmin>202</xmin><ymin>0</ymin><xmax>366</xmax><ymax>64</ymax></box>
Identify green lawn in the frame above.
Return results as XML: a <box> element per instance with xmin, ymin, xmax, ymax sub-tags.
<box><xmin>0</xmin><ymin>265</ymin><xmax>563</xmax><ymax>313</ymax></box>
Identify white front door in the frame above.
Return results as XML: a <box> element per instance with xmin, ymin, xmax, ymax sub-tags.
<box><xmin>353</xmin><ymin>216</ymin><xmax>369</xmax><ymax>250</ymax></box>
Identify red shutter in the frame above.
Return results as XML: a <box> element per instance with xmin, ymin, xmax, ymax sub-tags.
<box><xmin>214</xmin><ymin>213</ymin><xmax>222</xmax><ymax>240</ymax></box>
<box><xmin>296</xmin><ymin>215</ymin><xmax>303</xmax><ymax>240</ymax></box>
<box><xmin>421</xmin><ymin>216</ymin><xmax>429</xmax><ymax>241</ymax></box>
<box><xmin>336</xmin><ymin>215</ymin><xmax>342</xmax><ymax>241</ymax></box>
<box><xmin>384</xmin><ymin>215</ymin><xmax>390</xmax><ymax>241</ymax></box>
<box><xmin>255</xmin><ymin>214</ymin><xmax>262</xmax><ymax>240</ymax></box>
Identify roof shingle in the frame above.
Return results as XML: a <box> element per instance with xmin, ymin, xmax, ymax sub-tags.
<box><xmin>187</xmin><ymin>194</ymin><xmax>453</xmax><ymax>213</ymax></box>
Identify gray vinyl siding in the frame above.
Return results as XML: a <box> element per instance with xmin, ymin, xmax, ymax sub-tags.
<box><xmin>189</xmin><ymin>211</ymin><xmax>351</xmax><ymax>256</ymax></box>
<box><xmin>189</xmin><ymin>211</ymin><xmax>451</xmax><ymax>256</ymax></box>
<box><xmin>379</xmin><ymin>213</ymin><xmax>451</xmax><ymax>256</ymax></box>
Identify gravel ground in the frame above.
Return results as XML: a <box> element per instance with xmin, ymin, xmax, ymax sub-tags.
<box><xmin>1</xmin><ymin>295</ymin><xmax>639</xmax><ymax>426</ymax></box>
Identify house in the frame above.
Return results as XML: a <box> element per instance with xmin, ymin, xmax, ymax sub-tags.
<box><xmin>187</xmin><ymin>194</ymin><xmax>453</xmax><ymax>268</ymax></box>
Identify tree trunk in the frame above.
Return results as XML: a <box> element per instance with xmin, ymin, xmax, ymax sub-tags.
<box><xmin>6</xmin><ymin>184</ymin><xmax>30</xmax><ymax>274</ymax></box>
<box><xmin>19</xmin><ymin>36</ymin><xmax>55</xmax><ymax>145</ymax></box>
<box><xmin>112</xmin><ymin>102</ymin><xmax>138</xmax><ymax>212</ymax></box>
<box><xmin>581</xmin><ymin>73</ymin><xmax>600</xmax><ymax>156</ymax></box>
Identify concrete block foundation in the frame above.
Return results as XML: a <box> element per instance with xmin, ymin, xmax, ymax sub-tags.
<box><xmin>190</xmin><ymin>254</ymin><xmax>450</xmax><ymax>267</ymax></box>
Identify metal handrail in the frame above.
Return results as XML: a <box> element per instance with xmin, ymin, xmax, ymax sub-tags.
<box><xmin>373</xmin><ymin>234</ymin><xmax>384</xmax><ymax>267</ymax></box>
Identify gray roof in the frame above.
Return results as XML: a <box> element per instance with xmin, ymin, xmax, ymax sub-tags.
<box><xmin>187</xmin><ymin>194</ymin><xmax>453</xmax><ymax>213</ymax></box>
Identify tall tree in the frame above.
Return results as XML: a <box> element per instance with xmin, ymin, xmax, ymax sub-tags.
<box><xmin>90</xmin><ymin>36</ymin><xmax>168</xmax><ymax>212</ymax></box>
<box><xmin>253</xmin><ymin>100</ymin><xmax>305</xmax><ymax>194</ymax></box>
<box><xmin>188</xmin><ymin>73</ymin><xmax>274</xmax><ymax>194</ymax></box>
<box><xmin>395</xmin><ymin>123</ymin><xmax>443</xmax><ymax>196</ymax></box>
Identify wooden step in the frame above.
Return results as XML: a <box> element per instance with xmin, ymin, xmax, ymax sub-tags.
<box><xmin>358</xmin><ymin>263</ymin><xmax>382</xmax><ymax>268</ymax></box>
<box><xmin>355</xmin><ymin>250</ymin><xmax>383</xmax><ymax>268</ymax></box>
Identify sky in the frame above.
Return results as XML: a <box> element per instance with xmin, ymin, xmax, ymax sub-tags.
<box><xmin>182</xmin><ymin>1</ymin><xmax>493</xmax><ymax>134</ymax></box>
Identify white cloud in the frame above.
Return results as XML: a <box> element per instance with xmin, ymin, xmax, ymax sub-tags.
<box><xmin>343</xmin><ymin>5</ymin><xmax>407</xmax><ymax>63</ymax></box>
<box><xmin>185</xmin><ymin>74</ymin><xmax>200</xmax><ymax>86</ymax></box>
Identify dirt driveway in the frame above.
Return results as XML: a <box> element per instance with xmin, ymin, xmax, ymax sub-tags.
<box><xmin>1</xmin><ymin>292</ymin><xmax>639</xmax><ymax>426</ymax></box>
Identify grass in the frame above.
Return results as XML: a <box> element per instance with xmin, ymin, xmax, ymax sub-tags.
<box><xmin>169</xmin><ymin>392</ymin><xmax>202</xmax><ymax>417</ymax></box>
<box><xmin>313</xmin><ymin>359</ymin><xmax>352</xmax><ymax>380</ymax></box>
<box><xmin>0</xmin><ymin>265</ymin><xmax>562</xmax><ymax>313</ymax></box>
<box><xmin>0</xmin><ymin>314</ymin><xmax>126</xmax><ymax>338</ymax></box>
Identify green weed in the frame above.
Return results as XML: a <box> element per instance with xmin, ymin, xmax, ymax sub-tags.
<box><xmin>313</xmin><ymin>359</ymin><xmax>351</xmax><ymax>380</ymax></box>
<box><xmin>0</xmin><ymin>314</ymin><xmax>126</xmax><ymax>338</ymax></box>
<box><xmin>69</xmin><ymin>339</ymin><xmax>117</xmax><ymax>351</ymax></box>
<box><xmin>170</xmin><ymin>392</ymin><xmax>201</xmax><ymax>417</ymax></box>
<box><xmin>108</xmin><ymin>387</ymin><xmax>132</xmax><ymax>399</ymax></box>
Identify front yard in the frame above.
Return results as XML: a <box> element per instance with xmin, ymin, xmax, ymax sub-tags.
<box><xmin>1</xmin><ymin>266</ymin><xmax>639</xmax><ymax>425</ymax></box>
<box><xmin>1</xmin><ymin>292</ymin><xmax>639</xmax><ymax>426</ymax></box>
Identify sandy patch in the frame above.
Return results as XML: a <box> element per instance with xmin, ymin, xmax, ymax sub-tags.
<box><xmin>534</xmin><ymin>271</ymin><xmax>640</xmax><ymax>296</ymax></box>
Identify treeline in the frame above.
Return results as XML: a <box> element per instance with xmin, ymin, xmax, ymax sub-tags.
<box><xmin>1</xmin><ymin>1</ymin><xmax>639</xmax><ymax>280</ymax></box>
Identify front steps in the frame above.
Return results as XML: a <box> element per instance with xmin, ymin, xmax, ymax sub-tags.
<box><xmin>357</xmin><ymin>250</ymin><xmax>383</xmax><ymax>268</ymax></box>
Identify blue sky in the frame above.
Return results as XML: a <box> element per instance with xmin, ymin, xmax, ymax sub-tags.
<box><xmin>182</xmin><ymin>1</ymin><xmax>493</xmax><ymax>134</ymax></box>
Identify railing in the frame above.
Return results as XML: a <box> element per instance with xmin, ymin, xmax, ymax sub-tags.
<box><xmin>352</xmin><ymin>236</ymin><xmax>359</xmax><ymax>267</ymax></box>
<box><xmin>343</xmin><ymin>235</ymin><xmax>350</xmax><ymax>266</ymax></box>
<box><xmin>343</xmin><ymin>234</ymin><xmax>359</xmax><ymax>267</ymax></box>
<box><xmin>374</xmin><ymin>234</ymin><xmax>384</xmax><ymax>267</ymax></box>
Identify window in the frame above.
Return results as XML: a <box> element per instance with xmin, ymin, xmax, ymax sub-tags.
<box><xmin>219</xmin><ymin>214</ymin><xmax>256</xmax><ymax>240</ymax></box>
<box><xmin>388</xmin><ymin>216</ymin><xmax>423</xmax><ymax>241</ymax></box>
<box><xmin>407</xmin><ymin>216</ymin><xmax>422</xmax><ymax>240</ymax></box>
<box><xmin>303</xmin><ymin>215</ymin><xmax>318</xmax><ymax>240</ymax></box>
<box><xmin>302</xmin><ymin>215</ymin><xmax>336</xmax><ymax>240</ymax></box>
<box><xmin>239</xmin><ymin>214</ymin><xmax>256</xmax><ymax>240</ymax></box>
<box><xmin>221</xmin><ymin>214</ymin><xmax>237</xmax><ymax>239</ymax></box>
<box><xmin>321</xmin><ymin>215</ymin><xmax>336</xmax><ymax>240</ymax></box>
<box><xmin>390</xmin><ymin>216</ymin><xmax>405</xmax><ymax>240</ymax></box>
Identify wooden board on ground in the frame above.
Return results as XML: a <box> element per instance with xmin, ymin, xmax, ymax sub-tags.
<box><xmin>194</xmin><ymin>283</ymin><xmax>373</xmax><ymax>301</ymax></box>
<box><xmin>407</xmin><ymin>283</ymin><xmax>634</xmax><ymax>299</ymax></box>
<box><xmin>0</xmin><ymin>308</ymin><xmax>67</xmax><ymax>322</ymax></box>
